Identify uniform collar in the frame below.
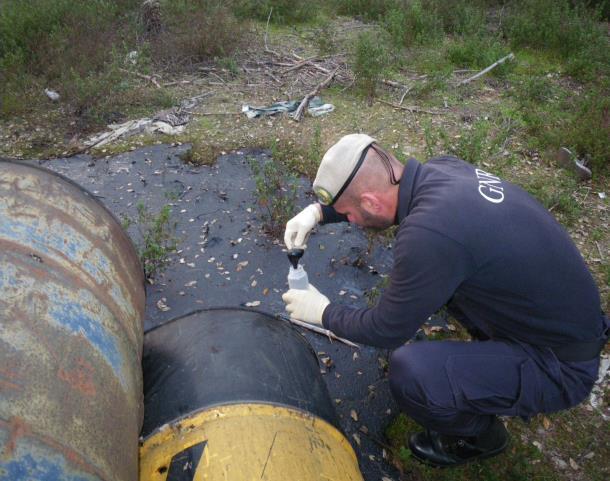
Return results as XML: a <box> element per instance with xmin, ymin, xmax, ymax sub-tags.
<box><xmin>395</xmin><ymin>158</ymin><xmax>421</xmax><ymax>224</ymax></box>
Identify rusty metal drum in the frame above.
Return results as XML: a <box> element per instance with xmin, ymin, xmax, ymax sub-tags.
<box><xmin>0</xmin><ymin>160</ymin><xmax>146</xmax><ymax>481</ymax></box>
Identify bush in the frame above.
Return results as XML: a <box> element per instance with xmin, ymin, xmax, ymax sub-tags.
<box><xmin>0</xmin><ymin>0</ymin><xmax>139</xmax><ymax>80</ymax></box>
<box><xmin>250</xmin><ymin>154</ymin><xmax>298</xmax><ymax>237</ymax></box>
<box><xmin>447</xmin><ymin>34</ymin><xmax>511</xmax><ymax>73</ymax></box>
<box><xmin>232</xmin><ymin>0</ymin><xmax>318</xmax><ymax>23</ymax></box>
<box><xmin>384</xmin><ymin>1</ymin><xmax>442</xmax><ymax>47</ymax></box>
<box><xmin>504</xmin><ymin>0</ymin><xmax>608</xmax><ymax>80</ymax></box>
<box><xmin>513</xmin><ymin>77</ymin><xmax>609</xmax><ymax>174</ymax></box>
<box><xmin>352</xmin><ymin>30</ymin><xmax>391</xmax><ymax>101</ymax></box>
<box><xmin>156</xmin><ymin>1</ymin><xmax>243</xmax><ymax>62</ymax></box>
<box><xmin>335</xmin><ymin>0</ymin><xmax>396</xmax><ymax>20</ymax></box>
<box><xmin>432</xmin><ymin>0</ymin><xmax>487</xmax><ymax>36</ymax></box>
<box><xmin>562</xmin><ymin>85</ymin><xmax>609</xmax><ymax>174</ymax></box>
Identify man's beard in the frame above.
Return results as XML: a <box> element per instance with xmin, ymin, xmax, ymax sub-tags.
<box><xmin>360</xmin><ymin>209</ymin><xmax>393</xmax><ymax>231</ymax></box>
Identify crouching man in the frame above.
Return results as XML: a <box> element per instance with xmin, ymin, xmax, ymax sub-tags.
<box><xmin>282</xmin><ymin>134</ymin><xmax>608</xmax><ymax>467</ymax></box>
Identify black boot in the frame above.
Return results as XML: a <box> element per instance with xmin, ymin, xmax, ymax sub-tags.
<box><xmin>408</xmin><ymin>417</ymin><xmax>509</xmax><ymax>468</ymax></box>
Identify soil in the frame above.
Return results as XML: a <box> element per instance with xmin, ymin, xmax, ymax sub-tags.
<box><xmin>42</xmin><ymin>143</ymin><xmax>418</xmax><ymax>480</ymax></box>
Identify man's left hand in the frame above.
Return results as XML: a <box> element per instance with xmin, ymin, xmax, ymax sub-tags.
<box><xmin>282</xmin><ymin>284</ymin><xmax>330</xmax><ymax>326</ymax></box>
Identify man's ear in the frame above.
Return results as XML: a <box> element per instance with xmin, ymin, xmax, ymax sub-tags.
<box><xmin>360</xmin><ymin>192</ymin><xmax>381</xmax><ymax>214</ymax></box>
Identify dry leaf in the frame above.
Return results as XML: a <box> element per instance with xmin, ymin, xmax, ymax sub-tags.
<box><xmin>359</xmin><ymin>425</ymin><xmax>368</xmax><ymax>434</ymax></box>
<box><xmin>350</xmin><ymin>410</ymin><xmax>358</xmax><ymax>422</ymax></box>
<box><xmin>352</xmin><ymin>433</ymin><xmax>361</xmax><ymax>446</ymax></box>
<box><xmin>320</xmin><ymin>356</ymin><xmax>333</xmax><ymax>367</ymax></box>
<box><xmin>156</xmin><ymin>298</ymin><xmax>170</xmax><ymax>311</ymax></box>
<box><xmin>569</xmin><ymin>458</ymin><xmax>579</xmax><ymax>470</ymax></box>
<box><xmin>542</xmin><ymin>417</ymin><xmax>551</xmax><ymax>430</ymax></box>
<box><xmin>263</xmin><ymin>288</ymin><xmax>269</xmax><ymax>295</ymax></box>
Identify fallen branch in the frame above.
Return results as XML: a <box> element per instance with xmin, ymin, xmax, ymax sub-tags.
<box><xmin>281</xmin><ymin>56</ymin><xmax>318</xmax><ymax>74</ymax></box>
<box><xmin>381</xmin><ymin>79</ymin><xmax>408</xmax><ymax>89</ymax></box>
<box><xmin>264</xmin><ymin>8</ymin><xmax>280</xmax><ymax>57</ymax></box>
<box><xmin>399</xmin><ymin>86</ymin><xmax>413</xmax><ymax>105</ymax></box>
<box><xmin>277</xmin><ymin>314</ymin><xmax>359</xmax><ymax>348</ymax></box>
<box><xmin>458</xmin><ymin>53</ymin><xmax>514</xmax><ymax>85</ymax></box>
<box><xmin>291</xmin><ymin>52</ymin><xmax>331</xmax><ymax>75</ymax></box>
<box><xmin>119</xmin><ymin>68</ymin><xmax>161</xmax><ymax>88</ymax></box>
<box><xmin>377</xmin><ymin>99</ymin><xmax>444</xmax><ymax>115</ymax></box>
<box><xmin>292</xmin><ymin>67</ymin><xmax>339</xmax><ymax>121</ymax></box>
<box><xmin>185</xmin><ymin>111</ymin><xmax>240</xmax><ymax>116</ymax></box>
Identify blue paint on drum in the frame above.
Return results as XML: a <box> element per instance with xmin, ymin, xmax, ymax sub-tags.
<box><xmin>0</xmin><ymin>453</ymin><xmax>99</xmax><ymax>481</ymax></box>
<box><xmin>48</xmin><ymin>301</ymin><xmax>124</xmax><ymax>385</ymax></box>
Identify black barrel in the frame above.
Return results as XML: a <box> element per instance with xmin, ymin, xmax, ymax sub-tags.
<box><xmin>139</xmin><ymin>308</ymin><xmax>363</xmax><ymax>481</ymax></box>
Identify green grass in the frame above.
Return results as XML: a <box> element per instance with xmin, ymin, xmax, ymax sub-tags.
<box><xmin>385</xmin><ymin>407</ymin><xmax>609</xmax><ymax>481</ymax></box>
<box><xmin>122</xmin><ymin>202</ymin><xmax>179</xmax><ymax>279</ymax></box>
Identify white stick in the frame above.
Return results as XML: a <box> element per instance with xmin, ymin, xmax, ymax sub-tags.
<box><xmin>277</xmin><ymin>314</ymin><xmax>359</xmax><ymax>348</ymax></box>
<box><xmin>459</xmin><ymin>53</ymin><xmax>514</xmax><ymax>85</ymax></box>
<box><xmin>292</xmin><ymin>67</ymin><xmax>338</xmax><ymax>121</ymax></box>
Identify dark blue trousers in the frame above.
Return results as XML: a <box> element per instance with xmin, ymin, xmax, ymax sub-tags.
<box><xmin>388</xmin><ymin>339</ymin><xmax>600</xmax><ymax>437</ymax></box>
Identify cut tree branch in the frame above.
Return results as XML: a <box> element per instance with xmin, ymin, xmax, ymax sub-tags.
<box><xmin>292</xmin><ymin>67</ymin><xmax>339</xmax><ymax>121</ymax></box>
<box><xmin>459</xmin><ymin>53</ymin><xmax>514</xmax><ymax>85</ymax></box>
<box><xmin>277</xmin><ymin>314</ymin><xmax>359</xmax><ymax>348</ymax></box>
<box><xmin>377</xmin><ymin>99</ymin><xmax>444</xmax><ymax>115</ymax></box>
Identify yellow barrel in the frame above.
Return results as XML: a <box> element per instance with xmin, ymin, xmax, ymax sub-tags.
<box><xmin>0</xmin><ymin>160</ymin><xmax>145</xmax><ymax>481</ymax></box>
<box><xmin>140</xmin><ymin>308</ymin><xmax>363</xmax><ymax>481</ymax></box>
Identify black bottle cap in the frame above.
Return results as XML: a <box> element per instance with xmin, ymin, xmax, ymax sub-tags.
<box><xmin>287</xmin><ymin>249</ymin><xmax>304</xmax><ymax>269</ymax></box>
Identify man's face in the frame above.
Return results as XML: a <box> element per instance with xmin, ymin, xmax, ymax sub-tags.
<box><xmin>334</xmin><ymin>197</ymin><xmax>393</xmax><ymax>230</ymax></box>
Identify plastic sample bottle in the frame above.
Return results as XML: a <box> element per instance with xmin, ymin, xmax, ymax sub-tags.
<box><xmin>288</xmin><ymin>264</ymin><xmax>309</xmax><ymax>290</ymax></box>
<box><xmin>287</xmin><ymin>249</ymin><xmax>309</xmax><ymax>290</ymax></box>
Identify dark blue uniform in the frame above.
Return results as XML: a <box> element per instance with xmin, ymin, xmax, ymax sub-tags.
<box><xmin>320</xmin><ymin>156</ymin><xmax>607</xmax><ymax>436</ymax></box>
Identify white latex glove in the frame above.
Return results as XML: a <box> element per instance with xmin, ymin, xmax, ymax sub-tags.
<box><xmin>282</xmin><ymin>284</ymin><xmax>330</xmax><ymax>326</ymax></box>
<box><xmin>284</xmin><ymin>203</ymin><xmax>322</xmax><ymax>250</ymax></box>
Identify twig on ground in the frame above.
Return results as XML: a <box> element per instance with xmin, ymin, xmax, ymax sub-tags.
<box><xmin>292</xmin><ymin>67</ymin><xmax>339</xmax><ymax>121</ymax></box>
<box><xmin>209</xmin><ymin>72</ymin><xmax>226</xmax><ymax>84</ymax></box>
<box><xmin>185</xmin><ymin>111</ymin><xmax>240</xmax><ymax>116</ymax></box>
<box><xmin>381</xmin><ymin>79</ymin><xmax>408</xmax><ymax>89</ymax></box>
<box><xmin>277</xmin><ymin>314</ymin><xmax>359</xmax><ymax>348</ymax></box>
<box><xmin>377</xmin><ymin>99</ymin><xmax>444</xmax><ymax>115</ymax></box>
<box><xmin>595</xmin><ymin>241</ymin><xmax>604</xmax><ymax>260</ymax></box>
<box><xmin>399</xmin><ymin>87</ymin><xmax>413</xmax><ymax>105</ymax></box>
<box><xmin>458</xmin><ymin>53</ymin><xmax>515</xmax><ymax>85</ymax></box>
<box><xmin>264</xmin><ymin>8</ymin><xmax>280</xmax><ymax>57</ymax></box>
<box><xmin>162</xmin><ymin>80</ymin><xmax>192</xmax><ymax>87</ymax></box>
<box><xmin>281</xmin><ymin>57</ymin><xmax>318</xmax><ymax>74</ymax></box>
<box><xmin>358</xmin><ymin>428</ymin><xmax>395</xmax><ymax>452</ymax></box>
<box><xmin>119</xmin><ymin>68</ymin><xmax>161</xmax><ymax>88</ymax></box>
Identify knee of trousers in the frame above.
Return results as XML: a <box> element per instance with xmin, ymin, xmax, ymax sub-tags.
<box><xmin>388</xmin><ymin>345</ymin><xmax>432</xmax><ymax>409</ymax></box>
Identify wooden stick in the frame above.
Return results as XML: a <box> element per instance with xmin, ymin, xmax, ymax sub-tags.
<box><xmin>595</xmin><ymin>241</ymin><xmax>604</xmax><ymax>260</ymax></box>
<box><xmin>381</xmin><ymin>79</ymin><xmax>407</xmax><ymax>89</ymax></box>
<box><xmin>399</xmin><ymin>86</ymin><xmax>413</xmax><ymax>105</ymax></box>
<box><xmin>119</xmin><ymin>68</ymin><xmax>161</xmax><ymax>88</ymax></box>
<box><xmin>277</xmin><ymin>314</ymin><xmax>360</xmax><ymax>348</ymax></box>
<box><xmin>264</xmin><ymin>8</ymin><xmax>280</xmax><ymax>57</ymax></box>
<box><xmin>377</xmin><ymin>99</ymin><xmax>443</xmax><ymax>115</ymax></box>
<box><xmin>281</xmin><ymin>57</ymin><xmax>318</xmax><ymax>74</ymax></box>
<box><xmin>459</xmin><ymin>53</ymin><xmax>514</xmax><ymax>85</ymax></box>
<box><xmin>292</xmin><ymin>67</ymin><xmax>339</xmax><ymax>121</ymax></box>
<box><xmin>185</xmin><ymin>111</ymin><xmax>240</xmax><ymax>116</ymax></box>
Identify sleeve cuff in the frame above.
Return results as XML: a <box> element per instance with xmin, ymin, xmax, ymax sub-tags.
<box><xmin>320</xmin><ymin>205</ymin><xmax>349</xmax><ymax>225</ymax></box>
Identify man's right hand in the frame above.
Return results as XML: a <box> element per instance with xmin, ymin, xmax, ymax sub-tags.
<box><xmin>284</xmin><ymin>203</ymin><xmax>322</xmax><ymax>249</ymax></box>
